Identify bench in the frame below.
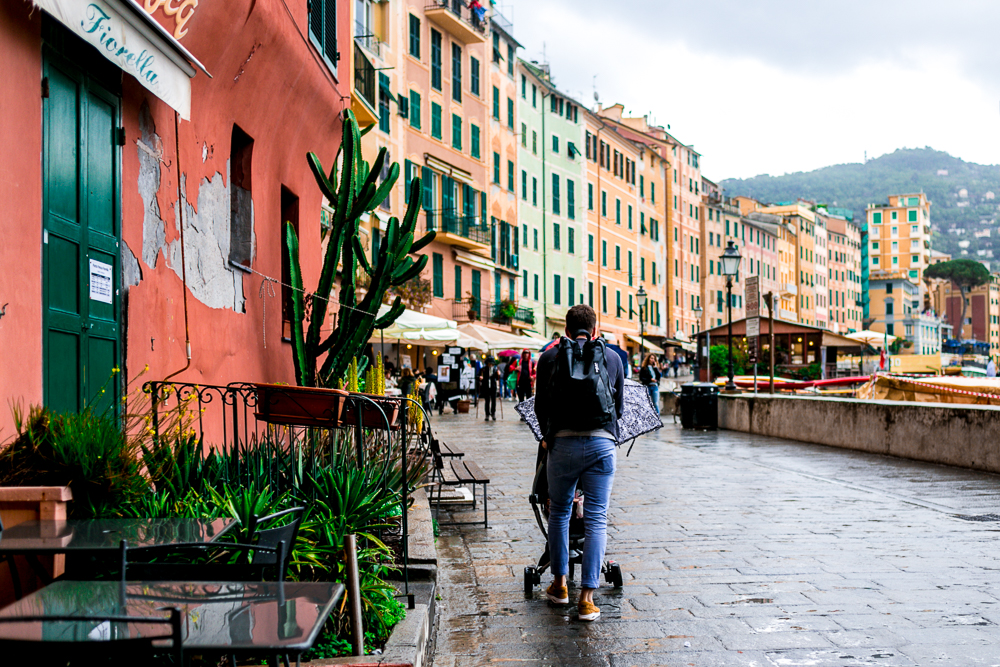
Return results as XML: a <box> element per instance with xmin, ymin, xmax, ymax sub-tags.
<box><xmin>427</xmin><ymin>437</ymin><xmax>489</xmax><ymax>528</ymax></box>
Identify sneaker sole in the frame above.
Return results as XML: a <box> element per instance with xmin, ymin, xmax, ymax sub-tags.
<box><xmin>578</xmin><ymin>611</ymin><xmax>600</xmax><ymax>621</ymax></box>
<box><xmin>545</xmin><ymin>593</ymin><xmax>569</xmax><ymax>604</ymax></box>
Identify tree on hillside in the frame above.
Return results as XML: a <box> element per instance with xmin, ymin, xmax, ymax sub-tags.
<box><xmin>924</xmin><ymin>259</ymin><xmax>991</xmax><ymax>341</ymax></box>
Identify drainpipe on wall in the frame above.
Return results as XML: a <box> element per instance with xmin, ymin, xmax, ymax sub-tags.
<box><xmin>164</xmin><ymin>111</ymin><xmax>192</xmax><ymax>383</ymax></box>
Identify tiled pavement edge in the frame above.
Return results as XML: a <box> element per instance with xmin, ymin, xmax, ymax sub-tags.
<box><xmin>429</xmin><ymin>404</ymin><xmax>1000</xmax><ymax>667</ymax></box>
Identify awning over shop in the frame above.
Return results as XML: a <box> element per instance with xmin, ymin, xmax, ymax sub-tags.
<box><xmin>624</xmin><ymin>334</ymin><xmax>665</xmax><ymax>355</ymax></box>
<box><xmin>458</xmin><ymin>323</ymin><xmax>541</xmax><ymax>351</ymax></box>
<box><xmin>376</xmin><ymin>304</ymin><xmax>457</xmax><ymax>331</ymax></box>
<box><xmin>34</xmin><ymin>0</ymin><xmax>210</xmax><ymax>119</ymax></box>
<box><xmin>453</xmin><ymin>249</ymin><xmax>496</xmax><ymax>272</ymax></box>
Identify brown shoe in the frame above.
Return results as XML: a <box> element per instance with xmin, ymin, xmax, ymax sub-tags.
<box><xmin>545</xmin><ymin>583</ymin><xmax>568</xmax><ymax>604</ymax></box>
<box><xmin>578</xmin><ymin>600</ymin><xmax>600</xmax><ymax>621</ymax></box>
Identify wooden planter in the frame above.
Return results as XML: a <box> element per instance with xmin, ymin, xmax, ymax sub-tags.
<box><xmin>253</xmin><ymin>383</ymin><xmax>349</xmax><ymax>427</ymax></box>
<box><xmin>456</xmin><ymin>399</ymin><xmax>471</xmax><ymax>414</ymax></box>
<box><xmin>340</xmin><ymin>393</ymin><xmax>403</xmax><ymax>430</ymax></box>
<box><xmin>0</xmin><ymin>486</ymin><xmax>72</xmax><ymax>607</ymax></box>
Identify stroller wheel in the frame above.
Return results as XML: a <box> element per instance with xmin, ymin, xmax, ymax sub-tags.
<box><xmin>523</xmin><ymin>567</ymin><xmax>535</xmax><ymax>598</ymax></box>
<box><xmin>606</xmin><ymin>561</ymin><xmax>624</xmax><ymax>588</ymax></box>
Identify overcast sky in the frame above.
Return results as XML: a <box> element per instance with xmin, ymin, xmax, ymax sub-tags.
<box><xmin>502</xmin><ymin>0</ymin><xmax>1000</xmax><ymax>181</ymax></box>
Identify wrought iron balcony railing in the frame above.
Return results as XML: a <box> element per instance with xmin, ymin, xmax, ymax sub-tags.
<box><xmin>353</xmin><ymin>43</ymin><xmax>376</xmax><ymax>110</ymax></box>
<box><xmin>425</xmin><ymin>209</ymin><xmax>490</xmax><ymax>245</ymax></box>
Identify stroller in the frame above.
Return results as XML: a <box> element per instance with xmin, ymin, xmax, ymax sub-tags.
<box><xmin>523</xmin><ymin>443</ymin><xmax>624</xmax><ymax>596</ymax></box>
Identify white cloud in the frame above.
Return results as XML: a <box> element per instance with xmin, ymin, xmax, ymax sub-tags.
<box><xmin>503</xmin><ymin>0</ymin><xmax>1000</xmax><ymax>179</ymax></box>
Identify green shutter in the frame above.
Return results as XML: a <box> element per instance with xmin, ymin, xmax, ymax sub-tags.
<box><xmin>409</xmin><ymin>91</ymin><xmax>421</xmax><ymax>129</ymax></box>
<box><xmin>452</xmin><ymin>113</ymin><xmax>462</xmax><ymax>150</ymax></box>
<box><xmin>433</xmin><ymin>253</ymin><xmax>444</xmax><ymax>297</ymax></box>
<box><xmin>404</xmin><ymin>160</ymin><xmax>413</xmax><ymax>203</ymax></box>
<box><xmin>431</xmin><ymin>102</ymin><xmax>442</xmax><ymax>139</ymax></box>
<box><xmin>471</xmin><ymin>124</ymin><xmax>480</xmax><ymax>158</ymax></box>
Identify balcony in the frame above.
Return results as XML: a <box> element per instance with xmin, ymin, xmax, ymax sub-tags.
<box><xmin>425</xmin><ymin>0</ymin><xmax>488</xmax><ymax>44</ymax></box>
<box><xmin>451</xmin><ymin>299</ymin><xmax>535</xmax><ymax>327</ymax></box>
<box><xmin>780</xmin><ymin>282</ymin><xmax>798</xmax><ymax>296</ymax></box>
<box><xmin>425</xmin><ymin>209</ymin><xmax>490</xmax><ymax>249</ymax></box>
<box><xmin>354</xmin><ymin>22</ymin><xmax>382</xmax><ymax>59</ymax></box>
<box><xmin>351</xmin><ymin>43</ymin><xmax>378</xmax><ymax>126</ymax></box>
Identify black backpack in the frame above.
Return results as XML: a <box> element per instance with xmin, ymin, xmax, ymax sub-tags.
<box><xmin>547</xmin><ymin>336</ymin><xmax>615</xmax><ymax>434</ymax></box>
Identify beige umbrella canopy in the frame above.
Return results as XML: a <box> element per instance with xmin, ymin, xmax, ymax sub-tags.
<box><xmin>846</xmin><ymin>330</ymin><xmax>892</xmax><ymax>348</ymax></box>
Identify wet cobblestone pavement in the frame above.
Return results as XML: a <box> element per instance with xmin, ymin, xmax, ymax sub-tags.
<box><xmin>429</xmin><ymin>404</ymin><xmax>1000</xmax><ymax>666</ymax></box>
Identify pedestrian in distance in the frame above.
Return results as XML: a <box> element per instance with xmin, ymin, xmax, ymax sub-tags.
<box><xmin>534</xmin><ymin>304</ymin><xmax>624</xmax><ymax>622</ymax></box>
<box><xmin>988</xmin><ymin>356</ymin><xmax>997</xmax><ymax>378</ymax></box>
<box><xmin>478</xmin><ymin>357</ymin><xmax>502</xmax><ymax>421</ymax></box>
<box><xmin>639</xmin><ymin>354</ymin><xmax>661</xmax><ymax>414</ymax></box>
<box><xmin>671</xmin><ymin>355</ymin><xmax>680</xmax><ymax>378</ymax></box>
<box><xmin>516</xmin><ymin>349</ymin><xmax>535</xmax><ymax>411</ymax></box>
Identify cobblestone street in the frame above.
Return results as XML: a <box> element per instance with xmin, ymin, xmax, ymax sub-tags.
<box><xmin>429</xmin><ymin>403</ymin><xmax>1000</xmax><ymax>666</ymax></box>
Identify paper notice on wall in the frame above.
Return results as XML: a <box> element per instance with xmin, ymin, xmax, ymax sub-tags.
<box><xmin>442</xmin><ymin>354</ymin><xmax>455</xmax><ymax>366</ymax></box>
<box><xmin>89</xmin><ymin>259</ymin><xmax>114</xmax><ymax>304</ymax></box>
<box><xmin>400</xmin><ymin>354</ymin><xmax>412</xmax><ymax>369</ymax></box>
<box><xmin>438</xmin><ymin>365</ymin><xmax>451</xmax><ymax>382</ymax></box>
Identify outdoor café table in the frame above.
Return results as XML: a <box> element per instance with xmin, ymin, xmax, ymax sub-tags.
<box><xmin>0</xmin><ymin>579</ymin><xmax>344</xmax><ymax>665</ymax></box>
<box><xmin>0</xmin><ymin>518</ymin><xmax>235</xmax><ymax>581</ymax></box>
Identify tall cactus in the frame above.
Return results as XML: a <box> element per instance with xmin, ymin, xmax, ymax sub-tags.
<box><xmin>285</xmin><ymin>110</ymin><xmax>436</xmax><ymax>387</ymax></box>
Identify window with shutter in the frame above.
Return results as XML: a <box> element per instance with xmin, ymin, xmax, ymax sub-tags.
<box><xmin>309</xmin><ymin>0</ymin><xmax>338</xmax><ymax>71</ymax></box>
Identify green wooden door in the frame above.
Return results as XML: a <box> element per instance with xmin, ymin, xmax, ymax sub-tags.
<box><xmin>43</xmin><ymin>49</ymin><xmax>121</xmax><ymax>415</ymax></box>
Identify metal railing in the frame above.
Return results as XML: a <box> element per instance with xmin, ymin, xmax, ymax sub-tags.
<box><xmin>424</xmin><ymin>0</ymin><xmax>488</xmax><ymax>35</ymax></box>
<box><xmin>450</xmin><ymin>299</ymin><xmax>534</xmax><ymax>326</ymax></box>
<box><xmin>354</xmin><ymin>43</ymin><xmax>376</xmax><ymax>110</ymax></box>
<box><xmin>425</xmin><ymin>209</ymin><xmax>490</xmax><ymax>245</ymax></box>
<box><xmin>354</xmin><ymin>30</ymin><xmax>382</xmax><ymax>59</ymax></box>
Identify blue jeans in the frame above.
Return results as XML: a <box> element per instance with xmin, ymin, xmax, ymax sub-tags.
<box><xmin>547</xmin><ymin>436</ymin><xmax>616</xmax><ymax>589</ymax></box>
<box><xmin>646</xmin><ymin>384</ymin><xmax>659</xmax><ymax>414</ymax></box>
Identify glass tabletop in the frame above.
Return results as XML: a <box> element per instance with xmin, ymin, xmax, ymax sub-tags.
<box><xmin>0</xmin><ymin>580</ymin><xmax>344</xmax><ymax>652</ymax></box>
<box><xmin>0</xmin><ymin>518</ymin><xmax>235</xmax><ymax>553</ymax></box>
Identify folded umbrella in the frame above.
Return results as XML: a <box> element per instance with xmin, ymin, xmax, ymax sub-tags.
<box><xmin>515</xmin><ymin>379</ymin><xmax>663</xmax><ymax>452</ymax></box>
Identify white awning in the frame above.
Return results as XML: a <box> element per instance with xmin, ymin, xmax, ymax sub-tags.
<box><xmin>453</xmin><ymin>249</ymin><xmax>496</xmax><ymax>272</ymax></box>
<box><xmin>376</xmin><ymin>304</ymin><xmax>457</xmax><ymax>330</ymax></box>
<box><xmin>33</xmin><ymin>0</ymin><xmax>211</xmax><ymax>119</ymax></box>
<box><xmin>458</xmin><ymin>323</ymin><xmax>542</xmax><ymax>351</ymax></box>
<box><xmin>624</xmin><ymin>334</ymin><xmax>665</xmax><ymax>355</ymax></box>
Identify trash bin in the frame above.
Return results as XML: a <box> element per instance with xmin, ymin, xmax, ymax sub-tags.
<box><xmin>679</xmin><ymin>382</ymin><xmax>719</xmax><ymax>430</ymax></box>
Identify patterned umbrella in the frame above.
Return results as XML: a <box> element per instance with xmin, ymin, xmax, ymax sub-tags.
<box><xmin>514</xmin><ymin>379</ymin><xmax>663</xmax><ymax>450</ymax></box>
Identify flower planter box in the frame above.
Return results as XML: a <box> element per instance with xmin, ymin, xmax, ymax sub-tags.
<box><xmin>340</xmin><ymin>394</ymin><xmax>403</xmax><ymax>430</ymax></box>
<box><xmin>254</xmin><ymin>384</ymin><xmax>349</xmax><ymax>427</ymax></box>
<box><xmin>456</xmin><ymin>399</ymin><xmax>471</xmax><ymax>414</ymax></box>
<box><xmin>0</xmin><ymin>486</ymin><xmax>73</xmax><ymax>607</ymax></box>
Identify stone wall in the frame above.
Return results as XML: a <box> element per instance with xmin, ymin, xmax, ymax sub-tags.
<box><xmin>718</xmin><ymin>394</ymin><xmax>1000</xmax><ymax>474</ymax></box>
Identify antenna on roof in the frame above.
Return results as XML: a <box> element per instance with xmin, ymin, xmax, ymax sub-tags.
<box><xmin>592</xmin><ymin>75</ymin><xmax>598</xmax><ymax>103</ymax></box>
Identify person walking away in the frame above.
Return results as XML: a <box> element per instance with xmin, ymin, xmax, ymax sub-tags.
<box><xmin>478</xmin><ymin>357</ymin><xmax>501</xmax><ymax>420</ymax></box>
<box><xmin>534</xmin><ymin>305</ymin><xmax>624</xmax><ymax>622</ymax></box>
<box><xmin>639</xmin><ymin>354</ymin><xmax>661</xmax><ymax>413</ymax></box>
<box><xmin>988</xmin><ymin>357</ymin><xmax>997</xmax><ymax>378</ymax></box>
<box><xmin>671</xmin><ymin>355</ymin><xmax>680</xmax><ymax>378</ymax></box>
<box><xmin>516</xmin><ymin>349</ymin><xmax>535</xmax><ymax>410</ymax></box>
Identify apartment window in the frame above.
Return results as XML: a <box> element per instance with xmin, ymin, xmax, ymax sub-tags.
<box><xmin>601</xmin><ymin>191</ymin><xmax>607</xmax><ymax>217</ymax></box>
<box><xmin>534</xmin><ymin>273</ymin><xmax>539</xmax><ymax>300</ymax></box>
<box><xmin>588</xmin><ymin>234</ymin><xmax>594</xmax><ymax>261</ymax></box>
<box><xmin>532</xmin><ymin>177</ymin><xmax>538</xmax><ymax>205</ymax></box>
<box><xmin>507</xmin><ymin>43</ymin><xmax>515</xmax><ymax>75</ymax></box>
<box><xmin>432</xmin><ymin>253</ymin><xmax>444</xmax><ymax>297</ymax></box>
<box><xmin>493</xmin><ymin>152</ymin><xmax>500</xmax><ymax>183</ymax></box>
<box><xmin>492</xmin><ymin>30</ymin><xmax>501</xmax><ymax>63</ymax></box>
<box><xmin>492</xmin><ymin>86</ymin><xmax>500</xmax><ymax>119</ymax></box>
<box><xmin>566</xmin><ymin>227</ymin><xmax>575</xmax><ymax>254</ymax></box>
<box><xmin>408</xmin><ymin>14</ymin><xmax>420</xmax><ymax>58</ymax></box>
<box><xmin>308</xmin><ymin>0</ymin><xmax>338</xmax><ymax>71</ymax></box>
<box><xmin>431</xmin><ymin>102</ymin><xmax>442</xmax><ymax>139</ymax></box>
<box><xmin>588</xmin><ymin>281</ymin><xmax>594</xmax><ymax>307</ymax></box>
<box><xmin>615</xmin><ymin>245</ymin><xmax>621</xmax><ymax>270</ymax></box>
<box><xmin>568</xmin><ymin>277</ymin><xmax>576</xmax><ymax>306</ymax></box>
<box><xmin>507</xmin><ymin>160</ymin><xmax>514</xmax><ymax>191</ymax></box>
<box><xmin>507</xmin><ymin>98</ymin><xmax>514</xmax><ymax>129</ymax></box>
<box><xmin>616</xmin><ymin>290</ymin><xmax>622</xmax><ymax>318</ymax></box>
<box><xmin>430</xmin><ymin>29</ymin><xmax>441</xmax><ymax>89</ymax></box>
<box><xmin>409</xmin><ymin>91</ymin><xmax>421</xmax><ymax>129</ymax></box>
<box><xmin>567</xmin><ymin>180</ymin><xmax>575</xmax><ymax>219</ymax></box>
<box><xmin>532</xmin><ymin>130</ymin><xmax>537</xmax><ymax>155</ymax></box>
<box><xmin>553</xmin><ymin>275</ymin><xmax>561</xmax><ymax>305</ymax></box>
<box><xmin>588</xmin><ymin>183</ymin><xmax>594</xmax><ymax>210</ymax></box>
<box><xmin>454</xmin><ymin>265</ymin><xmax>462</xmax><ymax>300</ymax></box>
<box><xmin>520</xmin><ymin>123</ymin><xmax>526</xmax><ymax>147</ymax></box>
<box><xmin>628</xmin><ymin>250</ymin><xmax>633</xmax><ymax>286</ymax></box>
<box><xmin>377</xmin><ymin>73</ymin><xmax>391</xmax><ymax>134</ymax></box>
<box><xmin>602</xmin><ymin>240</ymin><xmax>607</xmax><ymax>267</ymax></box>
<box><xmin>650</xmin><ymin>182</ymin><xmax>655</xmax><ymax>203</ymax></box>
<box><xmin>602</xmin><ymin>285</ymin><xmax>608</xmax><ymax>313</ymax></box>
<box><xmin>552</xmin><ymin>135</ymin><xmax>559</xmax><ymax>153</ymax></box>
<box><xmin>470</xmin><ymin>56</ymin><xmax>480</xmax><ymax>95</ymax></box>
<box><xmin>521</xmin><ymin>170</ymin><xmax>527</xmax><ymax>200</ymax></box>
<box><xmin>230</xmin><ymin>126</ymin><xmax>254</xmax><ymax>269</ymax></box>
<box><xmin>627</xmin><ymin>205</ymin><xmax>633</xmax><ymax>230</ymax></box>
<box><xmin>533</xmin><ymin>228</ymin><xmax>538</xmax><ymax>250</ymax></box>
<box><xmin>522</xmin><ymin>270</ymin><xmax>528</xmax><ymax>297</ymax></box>
<box><xmin>628</xmin><ymin>294</ymin><xmax>633</xmax><ymax>320</ymax></box>
<box><xmin>521</xmin><ymin>74</ymin><xmax>526</xmax><ymax>98</ymax></box>
<box><xmin>451</xmin><ymin>113</ymin><xmax>462</xmax><ymax>150</ymax></box>
<box><xmin>552</xmin><ymin>174</ymin><xmax>561</xmax><ymax>215</ymax></box>
<box><xmin>553</xmin><ymin>222</ymin><xmax>561</xmax><ymax>250</ymax></box>
<box><xmin>651</xmin><ymin>261</ymin><xmax>656</xmax><ymax>286</ymax></box>
<box><xmin>532</xmin><ymin>84</ymin><xmax>537</xmax><ymax>107</ymax></box>
<box><xmin>641</xmin><ymin>257</ymin><xmax>645</xmax><ymax>281</ymax></box>
<box><xmin>470</xmin><ymin>124</ymin><xmax>480</xmax><ymax>158</ymax></box>
<box><xmin>451</xmin><ymin>44</ymin><xmax>462</xmax><ymax>102</ymax></box>
<box><xmin>615</xmin><ymin>198</ymin><xmax>621</xmax><ymax>224</ymax></box>
<box><xmin>872</xmin><ymin>211</ymin><xmax>882</xmax><ymax>224</ymax></box>
<box><xmin>639</xmin><ymin>175</ymin><xmax>644</xmax><ymax>197</ymax></box>
<box><xmin>908</xmin><ymin>210</ymin><xmax>917</xmax><ymax>222</ymax></box>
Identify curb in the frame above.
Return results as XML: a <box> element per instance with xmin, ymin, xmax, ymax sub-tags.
<box><xmin>311</xmin><ymin>488</ymin><xmax>437</xmax><ymax>667</ymax></box>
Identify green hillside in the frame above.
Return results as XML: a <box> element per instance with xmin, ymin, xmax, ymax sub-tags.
<box><xmin>720</xmin><ymin>148</ymin><xmax>1000</xmax><ymax>261</ymax></box>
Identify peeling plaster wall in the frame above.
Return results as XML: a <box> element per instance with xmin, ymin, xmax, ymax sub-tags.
<box><xmin>138</xmin><ymin>104</ymin><xmax>166</xmax><ymax>269</ymax></box>
<box><xmin>166</xmin><ymin>169</ymin><xmax>249</xmax><ymax>312</ymax></box>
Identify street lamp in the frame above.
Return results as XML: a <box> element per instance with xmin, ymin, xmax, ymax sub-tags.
<box><xmin>720</xmin><ymin>241</ymin><xmax>743</xmax><ymax>392</ymax></box>
<box><xmin>636</xmin><ymin>285</ymin><xmax>648</xmax><ymax>363</ymax></box>
<box><xmin>692</xmin><ymin>304</ymin><xmax>703</xmax><ymax>381</ymax></box>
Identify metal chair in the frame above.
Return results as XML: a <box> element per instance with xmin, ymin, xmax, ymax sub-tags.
<box><xmin>120</xmin><ymin>539</ymin><xmax>286</xmax><ymax>583</ymax></box>
<box><xmin>0</xmin><ymin>608</ymin><xmax>183</xmax><ymax>666</ymax></box>
<box><xmin>249</xmin><ymin>507</ymin><xmax>305</xmax><ymax>576</ymax></box>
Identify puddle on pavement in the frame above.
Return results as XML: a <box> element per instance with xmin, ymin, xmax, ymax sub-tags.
<box><xmin>719</xmin><ymin>597</ymin><xmax>775</xmax><ymax>605</ymax></box>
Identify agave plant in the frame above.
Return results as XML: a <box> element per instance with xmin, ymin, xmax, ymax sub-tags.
<box><xmin>285</xmin><ymin>110</ymin><xmax>436</xmax><ymax>387</ymax></box>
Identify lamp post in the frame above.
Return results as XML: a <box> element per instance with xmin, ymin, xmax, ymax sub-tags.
<box><xmin>636</xmin><ymin>285</ymin><xmax>647</xmax><ymax>364</ymax></box>
<box><xmin>720</xmin><ymin>241</ymin><xmax>743</xmax><ymax>392</ymax></box>
<box><xmin>692</xmin><ymin>304</ymin><xmax>703</xmax><ymax>381</ymax></box>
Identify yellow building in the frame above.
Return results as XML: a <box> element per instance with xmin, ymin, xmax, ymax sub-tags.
<box><xmin>759</xmin><ymin>202</ymin><xmax>818</xmax><ymax>326</ymax></box>
<box><xmin>868</xmin><ymin>270</ymin><xmax>942</xmax><ymax>355</ymax></box>
<box><xmin>866</xmin><ymin>193</ymin><xmax>932</xmax><ymax>284</ymax></box>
